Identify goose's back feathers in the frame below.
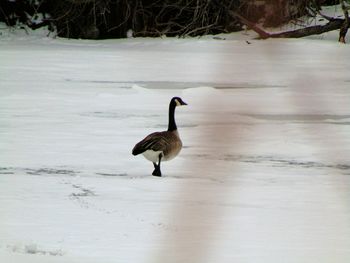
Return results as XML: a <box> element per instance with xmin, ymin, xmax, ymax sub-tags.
<box><xmin>132</xmin><ymin>130</ymin><xmax>182</xmax><ymax>161</ymax></box>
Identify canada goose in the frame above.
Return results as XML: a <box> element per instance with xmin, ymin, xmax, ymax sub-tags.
<box><xmin>132</xmin><ymin>97</ymin><xmax>187</xmax><ymax>177</ymax></box>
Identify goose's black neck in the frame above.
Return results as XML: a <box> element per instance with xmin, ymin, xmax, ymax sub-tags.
<box><xmin>168</xmin><ymin>100</ymin><xmax>177</xmax><ymax>131</ymax></box>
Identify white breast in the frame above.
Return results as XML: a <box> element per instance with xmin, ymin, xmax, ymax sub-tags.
<box><xmin>142</xmin><ymin>150</ymin><xmax>163</xmax><ymax>163</ymax></box>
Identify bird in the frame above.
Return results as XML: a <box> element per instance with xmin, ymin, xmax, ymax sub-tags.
<box><xmin>132</xmin><ymin>97</ymin><xmax>187</xmax><ymax>177</ymax></box>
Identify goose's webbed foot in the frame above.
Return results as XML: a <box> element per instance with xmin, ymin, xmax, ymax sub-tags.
<box><xmin>152</xmin><ymin>156</ymin><xmax>162</xmax><ymax>177</ymax></box>
<box><xmin>152</xmin><ymin>166</ymin><xmax>162</xmax><ymax>177</ymax></box>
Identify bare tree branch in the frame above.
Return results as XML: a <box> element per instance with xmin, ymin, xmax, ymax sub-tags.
<box><xmin>230</xmin><ymin>11</ymin><xmax>270</xmax><ymax>39</ymax></box>
<box><xmin>231</xmin><ymin>10</ymin><xmax>348</xmax><ymax>40</ymax></box>
<box><xmin>339</xmin><ymin>0</ymin><xmax>350</xmax><ymax>43</ymax></box>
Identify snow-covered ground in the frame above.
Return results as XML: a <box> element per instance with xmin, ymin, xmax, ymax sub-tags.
<box><xmin>1</xmin><ymin>27</ymin><xmax>350</xmax><ymax>263</ymax></box>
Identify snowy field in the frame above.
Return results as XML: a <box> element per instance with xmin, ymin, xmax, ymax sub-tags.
<box><xmin>1</xmin><ymin>27</ymin><xmax>350</xmax><ymax>263</ymax></box>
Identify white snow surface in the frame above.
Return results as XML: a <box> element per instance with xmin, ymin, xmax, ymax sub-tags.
<box><xmin>1</xmin><ymin>30</ymin><xmax>350</xmax><ymax>263</ymax></box>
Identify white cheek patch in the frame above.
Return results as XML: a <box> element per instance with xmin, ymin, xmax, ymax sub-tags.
<box><xmin>175</xmin><ymin>99</ymin><xmax>181</xmax><ymax>106</ymax></box>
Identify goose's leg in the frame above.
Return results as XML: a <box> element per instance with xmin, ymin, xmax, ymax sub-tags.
<box><xmin>152</xmin><ymin>155</ymin><xmax>162</xmax><ymax>177</ymax></box>
<box><xmin>152</xmin><ymin>162</ymin><xmax>158</xmax><ymax>176</ymax></box>
<box><xmin>157</xmin><ymin>155</ymin><xmax>162</xmax><ymax>176</ymax></box>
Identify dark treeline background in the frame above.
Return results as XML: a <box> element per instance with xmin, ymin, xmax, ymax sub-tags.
<box><xmin>0</xmin><ymin>0</ymin><xmax>338</xmax><ymax>39</ymax></box>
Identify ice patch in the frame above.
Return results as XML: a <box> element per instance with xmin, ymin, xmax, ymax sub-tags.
<box><xmin>131</xmin><ymin>84</ymin><xmax>154</xmax><ymax>94</ymax></box>
<box><xmin>7</xmin><ymin>242</ymin><xmax>64</xmax><ymax>256</ymax></box>
<box><xmin>70</xmin><ymin>184</ymin><xmax>96</xmax><ymax>197</ymax></box>
<box><xmin>182</xmin><ymin>86</ymin><xmax>224</xmax><ymax>108</ymax></box>
<box><xmin>25</xmin><ymin>243</ymin><xmax>38</xmax><ymax>254</ymax></box>
<box><xmin>182</xmin><ymin>86</ymin><xmax>221</xmax><ymax>97</ymax></box>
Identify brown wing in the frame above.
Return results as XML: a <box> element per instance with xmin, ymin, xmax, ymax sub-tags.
<box><xmin>132</xmin><ymin>131</ymin><xmax>170</xmax><ymax>155</ymax></box>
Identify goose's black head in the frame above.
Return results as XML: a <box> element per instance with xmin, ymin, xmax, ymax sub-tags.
<box><xmin>171</xmin><ymin>97</ymin><xmax>187</xmax><ymax>107</ymax></box>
